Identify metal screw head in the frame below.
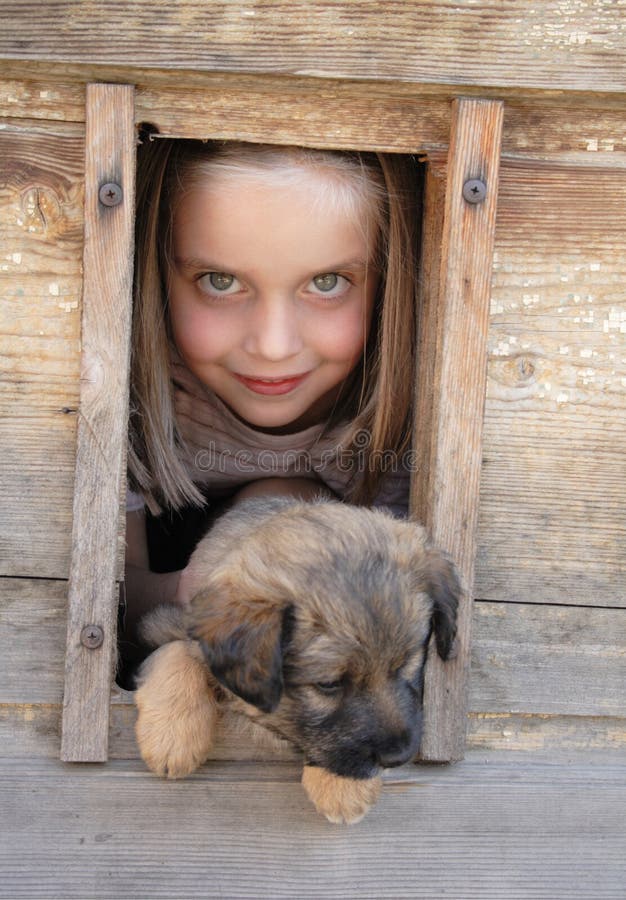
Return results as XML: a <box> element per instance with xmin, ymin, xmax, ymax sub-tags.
<box><xmin>98</xmin><ymin>182</ymin><xmax>123</xmax><ymax>207</ymax></box>
<box><xmin>80</xmin><ymin>625</ymin><xmax>104</xmax><ymax>649</ymax></box>
<box><xmin>462</xmin><ymin>178</ymin><xmax>487</xmax><ymax>204</ymax></box>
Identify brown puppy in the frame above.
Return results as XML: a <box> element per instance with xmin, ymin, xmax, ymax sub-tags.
<box><xmin>134</xmin><ymin>496</ymin><xmax>459</xmax><ymax>824</ymax></box>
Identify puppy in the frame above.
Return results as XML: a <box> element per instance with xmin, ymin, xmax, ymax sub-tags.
<box><xmin>134</xmin><ymin>496</ymin><xmax>459</xmax><ymax>824</ymax></box>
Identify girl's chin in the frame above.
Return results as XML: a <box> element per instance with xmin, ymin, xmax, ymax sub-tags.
<box><xmin>223</xmin><ymin>392</ymin><xmax>335</xmax><ymax>435</ymax></box>
<box><xmin>229</xmin><ymin>404</ymin><xmax>320</xmax><ymax>435</ymax></box>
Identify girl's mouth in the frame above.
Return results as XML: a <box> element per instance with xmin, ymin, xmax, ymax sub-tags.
<box><xmin>233</xmin><ymin>372</ymin><xmax>312</xmax><ymax>396</ymax></box>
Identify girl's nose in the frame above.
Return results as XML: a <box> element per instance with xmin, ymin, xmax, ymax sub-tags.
<box><xmin>244</xmin><ymin>295</ymin><xmax>303</xmax><ymax>361</ymax></box>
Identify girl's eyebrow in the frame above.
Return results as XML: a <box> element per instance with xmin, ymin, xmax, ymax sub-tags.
<box><xmin>174</xmin><ymin>256</ymin><xmax>371</xmax><ymax>272</ymax></box>
<box><xmin>174</xmin><ymin>256</ymin><xmax>224</xmax><ymax>271</ymax></box>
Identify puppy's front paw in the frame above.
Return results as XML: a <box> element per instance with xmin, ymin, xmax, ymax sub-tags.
<box><xmin>301</xmin><ymin>765</ymin><xmax>382</xmax><ymax>824</ymax></box>
<box><xmin>135</xmin><ymin>640</ymin><xmax>218</xmax><ymax>779</ymax></box>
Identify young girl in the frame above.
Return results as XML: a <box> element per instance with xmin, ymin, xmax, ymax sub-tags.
<box><xmin>121</xmin><ymin>138</ymin><xmax>420</xmax><ymax>673</ymax></box>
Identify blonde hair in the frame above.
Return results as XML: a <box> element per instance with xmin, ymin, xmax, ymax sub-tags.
<box><xmin>129</xmin><ymin>140</ymin><xmax>420</xmax><ymax>512</ymax></box>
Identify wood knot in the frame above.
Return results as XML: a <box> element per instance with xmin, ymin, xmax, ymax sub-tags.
<box><xmin>518</xmin><ymin>357</ymin><xmax>535</xmax><ymax>380</ymax></box>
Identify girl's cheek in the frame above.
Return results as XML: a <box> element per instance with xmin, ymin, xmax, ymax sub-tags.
<box><xmin>305</xmin><ymin>303</ymin><xmax>371</xmax><ymax>359</ymax></box>
<box><xmin>169</xmin><ymin>295</ymin><xmax>234</xmax><ymax>361</ymax></box>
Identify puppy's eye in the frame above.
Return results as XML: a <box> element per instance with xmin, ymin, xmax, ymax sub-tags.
<box><xmin>314</xmin><ymin>679</ymin><xmax>344</xmax><ymax>696</ymax></box>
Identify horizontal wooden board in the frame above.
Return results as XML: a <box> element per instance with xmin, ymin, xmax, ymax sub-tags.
<box><xmin>4</xmin><ymin>580</ymin><xmax>625</xmax><ymax>715</ymax></box>
<box><xmin>467</xmin><ymin>712</ymin><xmax>626</xmax><ymax>754</ymax></box>
<box><xmin>3</xmin><ymin>75</ymin><xmax>626</xmax><ymax>168</ymax></box>
<box><xmin>477</xmin><ymin>159</ymin><xmax>626</xmax><ymax>606</ymax></box>
<box><xmin>0</xmin><ymin>79</ymin><xmax>86</xmax><ymax>123</ymax></box>
<box><xmin>0</xmin><ymin>578</ymin><xmax>67</xmax><ymax>704</ymax></box>
<box><xmin>135</xmin><ymin>79</ymin><xmax>450</xmax><ymax>152</ymax></box>
<box><xmin>0</xmin><ymin>127</ymin><xmax>83</xmax><ymax>579</ymax></box>
<box><xmin>2</xmin><ymin>580</ymin><xmax>624</xmax><ymax>758</ymax></box>
<box><xmin>0</xmin><ymin>754</ymin><xmax>624</xmax><ymax>898</ymax></box>
<box><xmin>0</xmin><ymin>1</ymin><xmax>625</xmax><ymax>94</ymax></box>
<box><xmin>1</xmin><ymin>701</ymin><xmax>624</xmax><ymax>761</ymax></box>
<box><xmin>470</xmin><ymin>601</ymin><xmax>626</xmax><ymax>717</ymax></box>
<box><xmin>0</xmin><ymin>421</ymin><xmax>77</xmax><ymax>575</ymax></box>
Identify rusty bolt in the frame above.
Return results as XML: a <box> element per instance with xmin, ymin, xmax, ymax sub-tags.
<box><xmin>98</xmin><ymin>182</ymin><xmax>123</xmax><ymax>207</ymax></box>
<box><xmin>462</xmin><ymin>178</ymin><xmax>487</xmax><ymax>204</ymax></box>
<box><xmin>80</xmin><ymin>625</ymin><xmax>104</xmax><ymax>649</ymax></box>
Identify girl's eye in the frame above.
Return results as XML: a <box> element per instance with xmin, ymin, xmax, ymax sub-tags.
<box><xmin>197</xmin><ymin>272</ymin><xmax>241</xmax><ymax>296</ymax></box>
<box><xmin>308</xmin><ymin>273</ymin><xmax>350</xmax><ymax>298</ymax></box>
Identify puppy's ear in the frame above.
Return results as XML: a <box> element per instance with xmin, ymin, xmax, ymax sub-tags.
<box><xmin>392</xmin><ymin>520</ymin><xmax>460</xmax><ymax>661</ymax></box>
<box><xmin>192</xmin><ymin>597</ymin><xmax>294</xmax><ymax>713</ymax></box>
<box><xmin>424</xmin><ymin>551</ymin><xmax>460</xmax><ymax>661</ymax></box>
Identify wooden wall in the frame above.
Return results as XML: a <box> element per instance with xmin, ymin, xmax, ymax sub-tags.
<box><xmin>0</xmin><ymin>0</ymin><xmax>624</xmax><ymax>763</ymax></box>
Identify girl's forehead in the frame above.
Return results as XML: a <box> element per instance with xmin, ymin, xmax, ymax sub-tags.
<box><xmin>173</xmin><ymin>172</ymin><xmax>378</xmax><ymax>269</ymax></box>
<box><xmin>179</xmin><ymin>162</ymin><xmax>382</xmax><ymax>229</ymax></box>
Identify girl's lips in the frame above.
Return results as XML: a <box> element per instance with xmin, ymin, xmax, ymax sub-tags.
<box><xmin>233</xmin><ymin>372</ymin><xmax>311</xmax><ymax>396</ymax></box>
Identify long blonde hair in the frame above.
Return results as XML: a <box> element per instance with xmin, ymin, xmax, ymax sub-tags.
<box><xmin>128</xmin><ymin>140</ymin><xmax>420</xmax><ymax>512</ymax></box>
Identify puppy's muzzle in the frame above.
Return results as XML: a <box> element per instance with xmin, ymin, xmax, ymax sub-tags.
<box><xmin>329</xmin><ymin>719</ymin><xmax>422</xmax><ymax>779</ymax></box>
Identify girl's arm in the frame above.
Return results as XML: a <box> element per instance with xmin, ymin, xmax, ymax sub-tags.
<box><xmin>121</xmin><ymin>510</ymin><xmax>185</xmax><ymax>645</ymax></box>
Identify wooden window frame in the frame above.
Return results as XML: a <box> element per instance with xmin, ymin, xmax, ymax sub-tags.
<box><xmin>61</xmin><ymin>83</ymin><xmax>503</xmax><ymax>764</ymax></box>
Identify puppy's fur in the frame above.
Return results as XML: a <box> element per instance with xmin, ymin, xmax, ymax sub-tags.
<box><xmin>134</xmin><ymin>496</ymin><xmax>459</xmax><ymax>824</ymax></box>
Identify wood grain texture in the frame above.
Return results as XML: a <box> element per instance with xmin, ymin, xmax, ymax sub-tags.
<box><xmin>6</xmin><ymin>580</ymin><xmax>623</xmax><ymax>757</ymax></box>
<box><xmin>476</xmin><ymin>160</ymin><xmax>626</xmax><ymax>606</ymax></box>
<box><xmin>412</xmin><ymin>99</ymin><xmax>504</xmax><ymax>762</ymax></box>
<box><xmin>134</xmin><ymin>82</ymin><xmax>449</xmax><ymax>152</ymax></box>
<box><xmin>0</xmin><ymin>578</ymin><xmax>66</xmax><ymax>705</ymax></box>
<box><xmin>1</xmin><ymin>755</ymin><xmax>624</xmax><ymax>899</ymax></box>
<box><xmin>3</xmin><ymin>72</ymin><xmax>626</xmax><ymax>168</ymax></box>
<box><xmin>0</xmin><ymin>1</ymin><xmax>625</xmax><ymax>93</ymax></box>
<box><xmin>469</xmin><ymin>601</ymin><xmax>626</xmax><ymax>717</ymax></box>
<box><xmin>60</xmin><ymin>84</ymin><xmax>135</xmax><ymax>762</ymax></box>
<box><xmin>2</xmin><ymin>702</ymin><xmax>624</xmax><ymax>760</ymax></box>
<box><xmin>467</xmin><ymin>713</ymin><xmax>626</xmax><ymax>753</ymax></box>
<box><xmin>0</xmin><ymin>126</ymin><xmax>84</xmax><ymax>578</ymax></box>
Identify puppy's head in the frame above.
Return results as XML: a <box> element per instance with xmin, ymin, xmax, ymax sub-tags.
<box><xmin>187</xmin><ymin>500</ymin><xmax>459</xmax><ymax>779</ymax></box>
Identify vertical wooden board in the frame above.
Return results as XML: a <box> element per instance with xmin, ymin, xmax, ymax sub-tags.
<box><xmin>61</xmin><ymin>84</ymin><xmax>135</xmax><ymax>762</ymax></box>
<box><xmin>412</xmin><ymin>98</ymin><xmax>504</xmax><ymax>761</ymax></box>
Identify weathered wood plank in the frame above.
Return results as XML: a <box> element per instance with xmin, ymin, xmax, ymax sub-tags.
<box><xmin>135</xmin><ymin>84</ymin><xmax>447</xmax><ymax>153</ymax></box>
<box><xmin>0</xmin><ymin>0</ymin><xmax>625</xmax><ymax>93</ymax></box>
<box><xmin>0</xmin><ymin>578</ymin><xmax>67</xmax><ymax>704</ymax></box>
<box><xmin>477</xmin><ymin>160</ymin><xmax>626</xmax><ymax>606</ymax></box>
<box><xmin>470</xmin><ymin>601</ymin><xmax>626</xmax><ymax>717</ymax></box>
<box><xmin>502</xmin><ymin>101</ymin><xmax>626</xmax><ymax>165</ymax></box>
<box><xmin>467</xmin><ymin>713</ymin><xmax>626</xmax><ymax>754</ymax></box>
<box><xmin>3</xmin><ymin>73</ymin><xmax>626</xmax><ymax>169</ymax></box>
<box><xmin>60</xmin><ymin>84</ymin><xmax>135</xmax><ymax>762</ymax></box>
<box><xmin>0</xmin><ymin>419</ymin><xmax>77</xmax><ymax>576</ymax></box>
<box><xmin>6</xmin><ymin>579</ymin><xmax>623</xmax><ymax>756</ymax></box>
<box><xmin>2</xmin><ymin>701</ymin><xmax>625</xmax><ymax>760</ymax></box>
<box><xmin>0</xmin><ymin>127</ymin><xmax>84</xmax><ymax>578</ymax></box>
<box><xmin>134</xmin><ymin>88</ymin><xmax>626</xmax><ymax>162</ymax></box>
<box><xmin>412</xmin><ymin>98</ymin><xmax>504</xmax><ymax>762</ymax></box>
<box><xmin>0</xmin><ymin>79</ymin><xmax>85</xmax><ymax>122</ymax></box>
<box><xmin>1</xmin><ymin>755</ymin><xmax>624</xmax><ymax>899</ymax></box>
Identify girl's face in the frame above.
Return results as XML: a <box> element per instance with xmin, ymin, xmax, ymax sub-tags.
<box><xmin>167</xmin><ymin>170</ymin><xmax>379</xmax><ymax>432</ymax></box>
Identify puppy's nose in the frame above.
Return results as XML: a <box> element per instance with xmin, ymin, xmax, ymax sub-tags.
<box><xmin>374</xmin><ymin>731</ymin><xmax>415</xmax><ymax>769</ymax></box>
